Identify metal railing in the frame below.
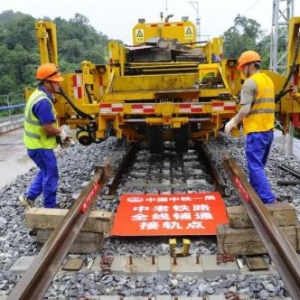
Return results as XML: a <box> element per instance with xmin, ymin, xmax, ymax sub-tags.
<box><xmin>0</xmin><ymin>94</ymin><xmax>25</xmax><ymax>132</ymax></box>
<box><xmin>0</xmin><ymin>93</ymin><xmax>25</xmax><ymax>118</ymax></box>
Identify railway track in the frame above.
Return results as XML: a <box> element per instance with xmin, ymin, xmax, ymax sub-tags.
<box><xmin>6</xmin><ymin>140</ymin><xmax>300</xmax><ymax>300</ymax></box>
<box><xmin>224</xmin><ymin>152</ymin><xmax>300</xmax><ymax>300</ymax></box>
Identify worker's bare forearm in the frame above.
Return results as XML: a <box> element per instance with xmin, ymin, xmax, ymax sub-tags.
<box><xmin>233</xmin><ymin>103</ymin><xmax>251</xmax><ymax>124</ymax></box>
<box><xmin>43</xmin><ymin>123</ymin><xmax>63</xmax><ymax>136</ymax></box>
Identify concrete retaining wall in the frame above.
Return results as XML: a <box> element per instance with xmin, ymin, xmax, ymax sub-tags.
<box><xmin>0</xmin><ymin>115</ymin><xmax>24</xmax><ymax>134</ymax></box>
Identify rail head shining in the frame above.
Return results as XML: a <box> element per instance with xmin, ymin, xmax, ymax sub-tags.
<box><xmin>7</xmin><ymin>163</ymin><xmax>109</xmax><ymax>300</ymax></box>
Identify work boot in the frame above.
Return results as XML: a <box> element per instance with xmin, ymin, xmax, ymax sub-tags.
<box><xmin>18</xmin><ymin>194</ymin><xmax>34</xmax><ymax>209</ymax></box>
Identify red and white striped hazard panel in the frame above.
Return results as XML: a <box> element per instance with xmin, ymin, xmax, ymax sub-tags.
<box><xmin>99</xmin><ymin>103</ymin><xmax>124</xmax><ymax>113</ymax></box>
<box><xmin>131</xmin><ymin>104</ymin><xmax>155</xmax><ymax>114</ymax></box>
<box><xmin>72</xmin><ymin>74</ymin><xmax>82</xmax><ymax>99</ymax></box>
<box><xmin>212</xmin><ymin>101</ymin><xmax>236</xmax><ymax>112</ymax></box>
<box><xmin>178</xmin><ymin>103</ymin><xmax>203</xmax><ymax>113</ymax></box>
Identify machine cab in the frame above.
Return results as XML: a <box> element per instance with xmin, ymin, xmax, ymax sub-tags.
<box><xmin>132</xmin><ymin>15</ymin><xmax>197</xmax><ymax>46</ymax></box>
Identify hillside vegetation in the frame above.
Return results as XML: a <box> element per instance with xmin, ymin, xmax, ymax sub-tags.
<box><xmin>0</xmin><ymin>10</ymin><xmax>116</xmax><ymax>94</ymax></box>
<box><xmin>0</xmin><ymin>10</ymin><xmax>277</xmax><ymax>95</ymax></box>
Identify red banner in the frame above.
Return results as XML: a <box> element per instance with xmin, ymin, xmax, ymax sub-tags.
<box><xmin>111</xmin><ymin>192</ymin><xmax>228</xmax><ymax>236</ymax></box>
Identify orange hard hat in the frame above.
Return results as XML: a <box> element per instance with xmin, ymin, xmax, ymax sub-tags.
<box><xmin>36</xmin><ymin>63</ymin><xmax>64</xmax><ymax>82</ymax></box>
<box><xmin>237</xmin><ymin>50</ymin><xmax>261</xmax><ymax>70</ymax></box>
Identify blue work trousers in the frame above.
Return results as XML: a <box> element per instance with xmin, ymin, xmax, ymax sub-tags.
<box><xmin>245</xmin><ymin>131</ymin><xmax>275</xmax><ymax>204</ymax></box>
<box><xmin>26</xmin><ymin>149</ymin><xmax>58</xmax><ymax>208</ymax></box>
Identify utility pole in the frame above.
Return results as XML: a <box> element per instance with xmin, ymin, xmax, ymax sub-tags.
<box><xmin>270</xmin><ymin>0</ymin><xmax>294</xmax><ymax>74</ymax></box>
<box><xmin>165</xmin><ymin>0</ymin><xmax>168</xmax><ymax>17</ymax></box>
<box><xmin>189</xmin><ymin>0</ymin><xmax>201</xmax><ymax>42</ymax></box>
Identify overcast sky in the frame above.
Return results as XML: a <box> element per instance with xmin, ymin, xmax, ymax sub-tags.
<box><xmin>1</xmin><ymin>0</ymin><xmax>300</xmax><ymax>44</ymax></box>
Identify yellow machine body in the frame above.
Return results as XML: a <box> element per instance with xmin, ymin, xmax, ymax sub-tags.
<box><xmin>26</xmin><ymin>16</ymin><xmax>300</xmax><ymax>152</ymax></box>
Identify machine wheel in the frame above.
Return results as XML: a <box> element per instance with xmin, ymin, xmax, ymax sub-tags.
<box><xmin>76</xmin><ymin>129</ymin><xmax>93</xmax><ymax>146</ymax></box>
<box><xmin>147</xmin><ymin>125</ymin><xmax>164</xmax><ymax>154</ymax></box>
<box><xmin>174</xmin><ymin>124</ymin><xmax>189</xmax><ymax>154</ymax></box>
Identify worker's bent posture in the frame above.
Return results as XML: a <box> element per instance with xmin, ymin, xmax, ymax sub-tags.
<box><xmin>19</xmin><ymin>63</ymin><xmax>68</xmax><ymax>209</ymax></box>
<box><xmin>225</xmin><ymin>50</ymin><xmax>276</xmax><ymax>204</ymax></box>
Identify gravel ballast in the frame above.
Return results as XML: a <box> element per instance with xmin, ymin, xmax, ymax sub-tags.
<box><xmin>0</xmin><ymin>134</ymin><xmax>299</xmax><ymax>299</ymax></box>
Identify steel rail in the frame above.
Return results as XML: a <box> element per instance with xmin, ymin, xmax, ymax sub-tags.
<box><xmin>106</xmin><ymin>143</ymin><xmax>135</xmax><ymax>194</ymax></box>
<box><xmin>7</xmin><ymin>165</ymin><xmax>109</xmax><ymax>300</ymax></box>
<box><xmin>223</xmin><ymin>151</ymin><xmax>300</xmax><ymax>300</ymax></box>
<box><xmin>279</xmin><ymin>164</ymin><xmax>300</xmax><ymax>179</ymax></box>
<box><xmin>277</xmin><ymin>180</ymin><xmax>300</xmax><ymax>185</ymax></box>
<box><xmin>200</xmin><ymin>143</ymin><xmax>227</xmax><ymax>196</ymax></box>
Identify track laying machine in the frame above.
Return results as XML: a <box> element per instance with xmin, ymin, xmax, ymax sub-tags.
<box><xmin>27</xmin><ymin>14</ymin><xmax>300</xmax><ymax>153</ymax></box>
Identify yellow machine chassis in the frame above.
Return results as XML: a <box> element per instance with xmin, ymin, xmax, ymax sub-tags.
<box><xmin>27</xmin><ymin>17</ymin><xmax>300</xmax><ymax>147</ymax></box>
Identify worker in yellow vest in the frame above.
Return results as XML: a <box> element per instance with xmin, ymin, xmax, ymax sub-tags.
<box><xmin>19</xmin><ymin>63</ymin><xmax>69</xmax><ymax>209</ymax></box>
<box><xmin>225</xmin><ymin>50</ymin><xmax>276</xmax><ymax>204</ymax></box>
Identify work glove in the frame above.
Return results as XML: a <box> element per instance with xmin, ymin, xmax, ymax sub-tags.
<box><xmin>60</xmin><ymin>136</ymin><xmax>75</xmax><ymax>148</ymax></box>
<box><xmin>58</xmin><ymin>129</ymin><xmax>67</xmax><ymax>142</ymax></box>
<box><xmin>224</xmin><ymin>118</ymin><xmax>237</xmax><ymax>135</ymax></box>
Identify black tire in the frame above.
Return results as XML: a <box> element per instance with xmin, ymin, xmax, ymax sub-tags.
<box><xmin>147</xmin><ymin>125</ymin><xmax>164</xmax><ymax>154</ymax></box>
<box><xmin>174</xmin><ymin>124</ymin><xmax>189</xmax><ymax>154</ymax></box>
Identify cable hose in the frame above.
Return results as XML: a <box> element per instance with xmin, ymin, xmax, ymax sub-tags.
<box><xmin>275</xmin><ymin>27</ymin><xmax>300</xmax><ymax>102</ymax></box>
<box><xmin>57</xmin><ymin>88</ymin><xmax>104</xmax><ymax>144</ymax></box>
<box><xmin>278</xmin><ymin>88</ymin><xmax>292</xmax><ymax>99</ymax></box>
<box><xmin>57</xmin><ymin>87</ymin><xmax>93</xmax><ymax>120</ymax></box>
<box><xmin>85</xmin><ymin>85</ymin><xmax>93</xmax><ymax>104</ymax></box>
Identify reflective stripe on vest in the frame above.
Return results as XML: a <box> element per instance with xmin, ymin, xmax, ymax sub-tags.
<box><xmin>23</xmin><ymin>89</ymin><xmax>58</xmax><ymax>149</ymax></box>
<box><xmin>243</xmin><ymin>73</ymin><xmax>275</xmax><ymax>134</ymax></box>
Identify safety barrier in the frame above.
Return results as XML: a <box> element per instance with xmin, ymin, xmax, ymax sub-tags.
<box><xmin>0</xmin><ymin>103</ymin><xmax>25</xmax><ymax>112</ymax></box>
<box><xmin>0</xmin><ymin>94</ymin><xmax>25</xmax><ymax>133</ymax></box>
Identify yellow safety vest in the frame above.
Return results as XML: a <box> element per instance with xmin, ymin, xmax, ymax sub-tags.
<box><xmin>23</xmin><ymin>89</ymin><xmax>58</xmax><ymax>150</ymax></box>
<box><xmin>243</xmin><ymin>72</ymin><xmax>275</xmax><ymax>134</ymax></box>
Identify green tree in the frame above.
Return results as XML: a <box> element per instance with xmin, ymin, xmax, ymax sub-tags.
<box><xmin>60</xmin><ymin>39</ymin><xmax>85</xmax><ymax>62</ymax></box>
<box><xmin>4</xmin><ymin>15</ymin><xmax>36</xmax><ymax>51</ymax></box>
<box><xmin>0</xmin><ymin>45</ymin><xmax>10</xmax><ymax>78</ymax></box>
<box><xmin>0</xmin><ymin>75</ymin><xmax>15</xmax><ymax>94</ymax></box>
<box><xmin>0</xmin><ymin>11</ymin><xmax>110</xmax><ymax>94</ymax></box>
<box><xmin>223</xmin><ymin>14</ymin><xmax>270</xmax><ymax>68</ymax></box>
